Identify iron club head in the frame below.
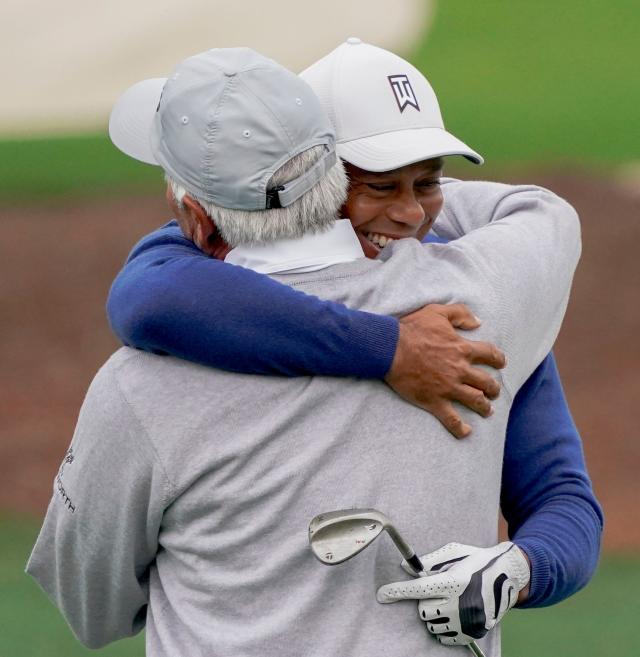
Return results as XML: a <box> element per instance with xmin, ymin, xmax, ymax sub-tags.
<box><xmin>308</xmin><ymin>508</ymin><xmax>389</xmax><ymax>565</ymax></box>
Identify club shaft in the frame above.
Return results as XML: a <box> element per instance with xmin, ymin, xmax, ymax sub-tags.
<box><xmin>385</xmin><ymin>524</ymin><xmax>422</xmax><ymax>569</ymax></box>
<box><xmin>467</xmin><ymin>641</ymin><xmax>487</xmax><ymax>657</ymax></box>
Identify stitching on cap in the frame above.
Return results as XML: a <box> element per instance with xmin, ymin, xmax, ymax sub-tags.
<box><xmin>203</xmin><ymin>75</ymin><xmax>235</xmax><ymax>185</ymax></box>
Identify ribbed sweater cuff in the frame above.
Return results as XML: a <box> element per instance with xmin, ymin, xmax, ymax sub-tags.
<box><xmin>347</xmin><ymin>312</ymin><xmax>399</xmax><ymax>379</ymax></box>
<box><xmin>513</xmin><ymin>539</ymin><xmax>551</xmax><ymax>608</ymax></box>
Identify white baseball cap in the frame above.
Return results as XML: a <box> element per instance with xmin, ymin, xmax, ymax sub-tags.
<box><xmin>300</xmin><ymin>38</ymin><xmax>483</xmax><ymax>171</ymax></box>
<box><xmin>109</xmin><ymin>48</ymin><xmax>337</xmax><ymax>210</ymax></box>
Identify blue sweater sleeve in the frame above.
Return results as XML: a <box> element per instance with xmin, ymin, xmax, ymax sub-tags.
<box><xmin>428</xmin><ymin>232</ymin><xmax>602</xmax><ymax>606</ymax></box>
<box><xmin>504</xmin><ymin>354</ymin><xmax>604</xmax><ymax>608</ymax></box>
<box><xmin>107</xmin><ymin>222</ymin><xmax>398</xmax><ymax>378</ymax></box>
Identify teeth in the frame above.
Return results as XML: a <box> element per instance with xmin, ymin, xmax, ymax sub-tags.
<box><xmin>366</xmin><ymin>233</ymin><xmax>395</xmax><ymax>247</ymax></box>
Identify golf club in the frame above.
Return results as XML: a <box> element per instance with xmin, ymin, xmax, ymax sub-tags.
<box><xmin>308</xmin><ymin>507</ymin><xmax>487</xmax><ymax>657</ymax></box>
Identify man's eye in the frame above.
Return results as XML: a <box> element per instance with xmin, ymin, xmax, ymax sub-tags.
<box><xmin>416</xmin><ymin>179</ymin><xmax>440</xmax><ymax>189</ymax></box>
<box><xmin>366</xmin><ymin>183</ymin><xmax>395</xmax><ymax>191</ymax></box>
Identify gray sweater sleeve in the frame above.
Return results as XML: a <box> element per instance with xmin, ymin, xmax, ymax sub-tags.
<box><xmin>25</xmin><ymin>359</ymin><xmax>174</xmax><ymax>648</ymax></box>
<box><xmin>422</xmin><ymin>179</ymin><xmax>581</xmax><ymax>397</ymax></box>
<box><xmin>434</xmin><ymin>178</ymin><xmax>568</xmax><ymax>241</ymax></box>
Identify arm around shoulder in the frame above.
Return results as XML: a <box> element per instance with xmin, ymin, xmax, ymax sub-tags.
<box><xmin>107</xmin><ymin>223</ymin><xmax>398</xmax><ymax>378</ymax></box>
<box><xmin>436</xmin><ymin>178</ymin><xmax>581</xmax><ymax>246</ymax></box>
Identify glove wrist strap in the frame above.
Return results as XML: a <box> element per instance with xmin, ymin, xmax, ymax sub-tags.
<box><xmin>505</xmin><ymin>543</ymin><xmax>531</xmax><ymax>591</ymax></box>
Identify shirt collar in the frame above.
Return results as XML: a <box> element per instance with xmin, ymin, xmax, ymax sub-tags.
<box><xmin>224</xmin><ymin>220</ymin><xmax>365</xmax><ymax>274</ymax></box>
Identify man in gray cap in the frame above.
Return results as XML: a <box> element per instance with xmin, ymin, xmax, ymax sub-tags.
<box><xmin>28</xmin><ymin>47</ymin><xmax>581</xmax><ymax>656</ymax></box>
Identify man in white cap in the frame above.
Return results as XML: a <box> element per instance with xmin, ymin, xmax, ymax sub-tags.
<box><xmin>106</xmin><ymin>38</ymin><xmax>602</xmax><ymax>649</ymax></box>
<box><xmin>27</xmin><ymin>45</ymin><xmax>591</xmax><ymax>657</ymax></box>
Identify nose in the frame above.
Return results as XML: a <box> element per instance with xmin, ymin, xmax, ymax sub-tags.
<box><xmin>387</xmin><ymin>191</ymin><xmax>425</xmax><ymax>227</ymax></box>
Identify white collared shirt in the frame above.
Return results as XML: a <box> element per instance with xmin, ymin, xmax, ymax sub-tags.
<box><xmin>224</xmin><ymin>220</ymin><xmax>365</xmax><ymax>274</ymax></box>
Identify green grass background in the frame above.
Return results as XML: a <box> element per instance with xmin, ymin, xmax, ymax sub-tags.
<box><xmin>1</xmin><ymin>514</ymin><xmax>637</xmax><ymax>657</ymax></box>
<box><xmin>1</xmin><ymin>1</ymin><xmax>637</xmax><ymax>204</ymax></box>
<box><xmin>414</xmin><ymin>0</ymin><xmax>639</xmax><ymax>165</ymax></box>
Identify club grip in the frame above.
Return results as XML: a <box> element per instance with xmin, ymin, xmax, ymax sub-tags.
<box><xmin>405</xmin><ymin>553</ymin><xmax>424</xmax><ymax>575</ymax></box>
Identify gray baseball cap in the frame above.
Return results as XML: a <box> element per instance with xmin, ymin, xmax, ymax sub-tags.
<box><xmin>109</xmin><ymin>48</ymin><xmax>337</xmax><ymax>210</ymax></box>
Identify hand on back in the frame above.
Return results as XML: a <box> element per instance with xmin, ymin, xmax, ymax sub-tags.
<box><xmin>384</xmin><ymin>304</ymin><xmax>506</xmax><ymax>438</ymax></box>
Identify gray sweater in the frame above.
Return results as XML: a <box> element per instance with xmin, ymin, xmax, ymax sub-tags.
<box><xmin>27</xmin><ymin>181</ymin><xmax>580</xmax><ymax>656</ymax></box>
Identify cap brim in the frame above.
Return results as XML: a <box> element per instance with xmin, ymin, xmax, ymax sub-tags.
<box><xmin>108</xmin><ymin>78</ymin><xmax>167</xmax><ymax>165</ymax></box>
<box><xmin>337</xmin><ymin>127</ymin><xmax>483</xmax><ymax>172</ymax></box>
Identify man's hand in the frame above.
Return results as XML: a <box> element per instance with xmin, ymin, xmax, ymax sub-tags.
<box><xmin>384</xmin><ymin>304</ymin><xmax>506</xmax><ymax>438</ymax></box>
<box><xmin>376</xmin><ymin>542</ymin><xmax>531</xmax><ymax>647</ymax></box>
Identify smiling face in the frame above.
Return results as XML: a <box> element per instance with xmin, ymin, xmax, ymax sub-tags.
<box><xmin>341</xmin><ymin>158</ymin><xmax>444</xmax><ymax>256</ymax></box>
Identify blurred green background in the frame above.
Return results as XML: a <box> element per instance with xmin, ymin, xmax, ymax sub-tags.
<box><xmin>414</xmin><ymin>0</ymin><xmax>639</xmax><ymax>165</ymax></box>
<box><xmin>1</xmin><ymin>1</ymin><xmax>637</xmax><ymax>205</ymax></box>
<box><xmin>2</xmin><ymin>2</ymin><xmax>638</xmax><ymax>656</ymax></box>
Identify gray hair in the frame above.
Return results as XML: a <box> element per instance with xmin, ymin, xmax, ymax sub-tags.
<box><xmin>168</xmin><ymin>145</ymin><xmax>348</xmax><ymax>246</ymax></box>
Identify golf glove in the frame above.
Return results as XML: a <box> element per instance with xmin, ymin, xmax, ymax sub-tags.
<box><xmin>376</xmin><ymin>542</ymin><xmax>530</xmax><ymax>646</ymax></box>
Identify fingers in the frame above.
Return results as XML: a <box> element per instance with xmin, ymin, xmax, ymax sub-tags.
<box><xmin>462</xmin><ymin>368</ymin><xmax>501</xmax><ymax>400</ymax></box>
<box><xmin>400</xmin><ymin>559</ymin><xmax>426</xmax><ymax>576</ymax></box>
<box><xmin>422</xmin><ymin>385</ymin><xmax>496</xmax><ymax>436</ymax></box>
<box><xmin>419</xmin><ymin>601</ymin><xmax>468</xmax><ymax>646</ymax></box>
<box><xmin>424</xmin><ymin>614</ymin><xmax>451</xmax><ymax>629</ymax></box>
<box><xmin>419</xmin><ymin>601</ymin><xmax>462</xmax><ymax>642</ymax></box>
<box><xmin>417</xmin><ymin>543</ymin><xmax>477</xmax><ymax>574</ymax></box>
<box><xmin>467</xmin><ymin>340</ymin><xmax>506</xmax><ymax>370</ymax></box>
<box><xmin>452</xmin><ymin>385</ymin><xmax>494</xmax><ymax>418</ymax></box>
<box><xmin>401</xmin><ymin>543</ymin><xmax>474</xmax><ymax>577</ymax></box>
<box><xmin>426</xmin><ymin>304</ymin><xmax>481</xmax><ymax>331</ymax></box>
<box><xmin>425</xmin><ymin>616</ymin><xmax>458</xmax><ymax>638</ymax></box>
<box><xmin>428</xmin><ymin>402</ymin><xmax>472</xmax><ymax>439</ymax></box>
<box><xmin>436</xmin><ymin>634</ymin><xmax>466</xmax><ymax>647</ymax></box>
<box><xmin>376</xmin><ymin>577</ymin><xmax>450</xmax><ymax>604</ymax></box>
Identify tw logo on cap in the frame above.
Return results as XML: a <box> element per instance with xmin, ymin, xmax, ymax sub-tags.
<box><xmin>387</xmin><ymin>75</ymin><xmax>420</xmax><ymax>113</ymax></box>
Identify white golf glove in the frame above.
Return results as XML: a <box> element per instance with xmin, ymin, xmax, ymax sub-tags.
<box><xmin>376</xmin><ymin>542</ymin><xmax>530</xmax><ymax>646</ymax></box>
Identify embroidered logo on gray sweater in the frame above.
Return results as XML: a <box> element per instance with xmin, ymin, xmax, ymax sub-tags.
<box><xmin>56</xmin><ymin>447</ymin><xmax>76</xmax><ymax>513</ymax></box>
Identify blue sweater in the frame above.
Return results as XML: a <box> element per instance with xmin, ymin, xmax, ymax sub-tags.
<box><xmin>107</xmin><ymin>222</ymin><xmax>603</xmax><ymax>608</ymax></box>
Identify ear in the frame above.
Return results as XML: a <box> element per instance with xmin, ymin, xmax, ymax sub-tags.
<box><xmin>182</xmin><ymin>195</ymin><xmax>218</xmax><ymax>255</ymax></box>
